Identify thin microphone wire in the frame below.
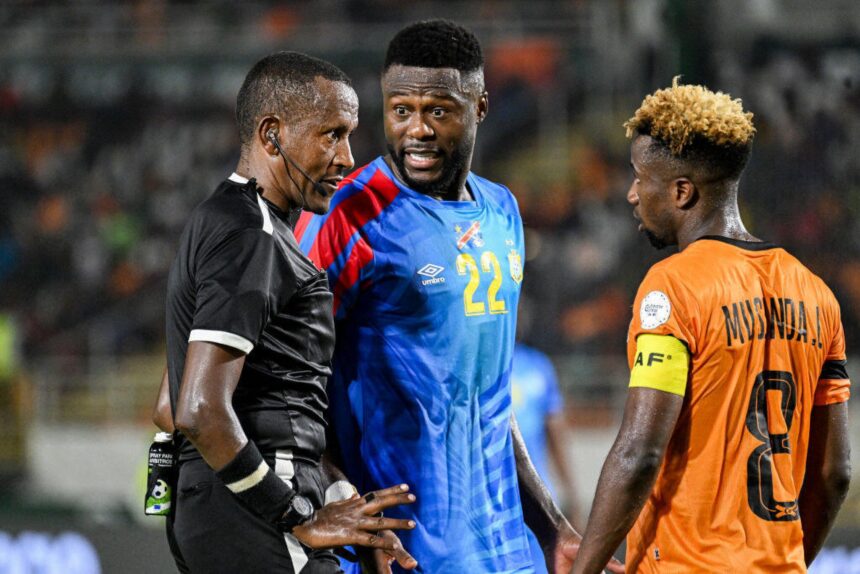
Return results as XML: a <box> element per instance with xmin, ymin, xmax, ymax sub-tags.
<box><xmin>270</xmin><ymin>135</ymin><xmax>308</xmax><ymax>212</ymax></box>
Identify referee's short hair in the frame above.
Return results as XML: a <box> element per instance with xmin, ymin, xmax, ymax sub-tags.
<box><xmin>236</xmin><ymin>51</ymin><xmax>352</xmax><ymax>147</ymax></box>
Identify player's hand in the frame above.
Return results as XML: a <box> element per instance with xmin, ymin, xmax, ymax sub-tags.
<box><xmin>356</xmin><ymin>530</ymin><xmax>418</xmax><ymax>573</ymax></box>
<box><xmin>291</xmin><ymin>484</ymin><xmax>417</xmax><ymax>560</ymax></box>
<box><xmin>547</xmin><ymin>525</ymin><xmax>625</xmax><ymax>574</ymax></box>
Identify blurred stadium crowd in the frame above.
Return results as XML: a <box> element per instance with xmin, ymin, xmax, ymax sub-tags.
<box><xmin>1</xmin><ymin>1</ymin><xmax>858</xmax><ymax>371</ymax></box>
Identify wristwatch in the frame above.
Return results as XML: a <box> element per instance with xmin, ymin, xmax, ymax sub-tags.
<box><xmin>277</xmin><ymin>494</ymin><xmax>314</xmax><ymax>533</ymax></box>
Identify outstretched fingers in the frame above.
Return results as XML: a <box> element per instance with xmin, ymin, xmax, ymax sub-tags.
<box><xmin>359</xmin><ymin>516</ymin><xmax>416</xmax><ymax>532</ymax></box>
<box><xmin>362</xmin><ymin>488</ymin><xmax>416</xmax><ymax>515</ymax></box>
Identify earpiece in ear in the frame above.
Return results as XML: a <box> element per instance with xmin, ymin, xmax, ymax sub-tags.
<box><xmin>266</xmin><ymin>128</ymin><xmax>278</xmax><ymax>143</ymax></box>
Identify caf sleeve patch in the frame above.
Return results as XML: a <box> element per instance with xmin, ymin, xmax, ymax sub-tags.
<box><xmin>640</xmin><ymin>290</ymin><xmax>672</xmax><ymax>329</ymax></box>
<box><xmin>629</xmin><ymin>334</ymin><xmax>690</xmax><ymax>396</ymax></box>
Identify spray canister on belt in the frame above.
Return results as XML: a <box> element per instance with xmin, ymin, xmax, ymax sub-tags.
<box><xmin>145</xmin><ymin>432</ymin><xmax>176</xmax><ymax>516</ymax></box>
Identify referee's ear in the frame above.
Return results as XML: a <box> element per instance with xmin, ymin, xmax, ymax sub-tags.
<box><xmin>259</xmin><ymin>116</ymin><xmax>282</xmax><ymax>155</ymax></box>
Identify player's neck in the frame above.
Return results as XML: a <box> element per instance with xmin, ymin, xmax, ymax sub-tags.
<box><xmin>385</xmin><ymin>155</ymin><xmax>473</xmax><ymax>202</ymax></box>
<box><xmin>677</xmin><ymin>205</ymin><xmax>759</xmax><ymax>251</ymax></box>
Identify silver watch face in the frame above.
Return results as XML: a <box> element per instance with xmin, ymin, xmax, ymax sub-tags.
<box><xmin>293</xmin><ymin>495</ymin><xmax>313</xmax><ymax>517</ymax></box>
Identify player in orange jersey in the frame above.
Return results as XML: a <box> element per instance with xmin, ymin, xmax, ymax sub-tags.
<box><xmin>572</xmin><ymin>78</ymin><xmax>851</xmax><ymax>573</ymax></box>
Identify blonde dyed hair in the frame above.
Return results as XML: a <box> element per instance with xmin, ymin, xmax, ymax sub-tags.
<box><xmin>624</xmin><ymin>77</ymin><xmax>755</xmax><ymax>155</ymax></box>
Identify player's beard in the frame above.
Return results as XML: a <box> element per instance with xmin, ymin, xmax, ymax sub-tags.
<box><xmin>387</xmin><ymin>143</ymin><xmax>468</xmax><ymax>198</ymax></box>
<box><xmin>643</xmin><ymin>227</ymin><xmax>671</xmax><ymax>250</ymax></box>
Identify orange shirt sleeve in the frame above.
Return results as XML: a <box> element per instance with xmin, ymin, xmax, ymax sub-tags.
<box><xmin>815</xmin><ymin>300</ymin><xmax>850</xmax><ymax>406</ymax></box>
<box><xmin>627</xmin><ymin>264</ymin><xmax>698</xmax><ymax>369</ymax></box>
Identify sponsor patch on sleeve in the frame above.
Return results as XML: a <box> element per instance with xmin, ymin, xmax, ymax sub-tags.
<box><xmin>640</xmin><ymin>290</ymin><xmax>671</xmax><ymax>329</ymax></box>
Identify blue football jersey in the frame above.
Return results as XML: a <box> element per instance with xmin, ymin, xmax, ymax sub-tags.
<box><xmin>511</xmin><ymin>343</ymin><xmax>564</xmax><ymax>574</ymax></box>
<box><xmin>511</xmin><ymin>343</ymin><xmax>563</xmax><ymax>489</ymax></box>
<box><xmin>297</xmin><ymin>157</ymin><xmax>532</xmax><ymax>573</ymax></box>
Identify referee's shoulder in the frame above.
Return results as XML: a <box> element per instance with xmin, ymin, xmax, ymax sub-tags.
<box><xmin>190</xmin><ymin>182</ymin><xmax>268</xmax><ymax>235</ymax></box>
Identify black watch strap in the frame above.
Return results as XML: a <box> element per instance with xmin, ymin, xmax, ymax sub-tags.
<box><xmin>277</xmin><ymin>494</ymin><xmax>314</xmax><ymax>533</ymax></box>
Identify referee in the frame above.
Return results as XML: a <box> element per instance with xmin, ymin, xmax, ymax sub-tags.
<box><xmin>156</xmin><ymin>52</ymin><xmax>417</xmax><ymax>573</ymax></box>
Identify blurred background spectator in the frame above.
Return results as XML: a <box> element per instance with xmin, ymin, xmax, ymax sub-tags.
<box><xmin>0</xmin><ymin>1</ymin><xmax>858</xmax><ymax>572</ymax></box>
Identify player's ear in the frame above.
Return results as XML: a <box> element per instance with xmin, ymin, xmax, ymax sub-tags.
<box><xmin>673</xmin><ymin>177</ymin><xmax>698</xmax><ymax>209</ymax></box>
<box><xmin>476</xmin><ymin>91</ymin><xmax>488</xmax><ymax>124</ymax></box>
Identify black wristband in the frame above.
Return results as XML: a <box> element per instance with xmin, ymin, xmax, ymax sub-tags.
<box><xmin>216</xmin><ymin>441</ymin><xmax>293</xmax><ymax>524</ymax></box>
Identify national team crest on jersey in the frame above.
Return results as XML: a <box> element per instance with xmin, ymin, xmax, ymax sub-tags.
<box><xmin>455</xmin><ymin>221</ymin><xmax>485</xmax><ymax>250</ymax></box>
<box><xmin>508</xmin><ymin>249</ymin><xmax>523</xmax><ymax>284</ymax></box>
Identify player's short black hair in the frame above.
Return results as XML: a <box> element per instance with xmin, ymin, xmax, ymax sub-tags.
<box><xmin>384</xmin><ymin>19</ymin><xmax>483</xmax><ymax>73</ymax></box>
<box><xmin>640</xmin><ymin>134</ymin><xmax>753</xmax><ymax>184</ymax></box>
<box><xmin>236</xmin><ymin>51</ymin><xmax>352</xmax><ymax>147</ymax></box>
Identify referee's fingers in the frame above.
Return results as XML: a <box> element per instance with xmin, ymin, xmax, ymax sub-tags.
<box><xmin>359</xmin><ymin>516</ymin><xmax>415</xmax><ymax>532</ymax></box>
<box><xmin>363</xmin><ymin>484</ymin><xmax>410</xmax><ymax>499</ymax></box>
<box><xmin>362</xmin><ymin>491</ymin><xmax>416</xmax><ymax>514</ymax></box>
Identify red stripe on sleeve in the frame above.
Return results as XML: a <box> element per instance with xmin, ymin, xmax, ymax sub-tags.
<box><xmin>293</xmin><ymin>211</ymin><xmax>314</xmax><ymax>243</ymax></box>
<box><xmin>294</xmin><ymin>165</ymin><xmax>370</xmax><ymax>243</ymax></box>
<box><xmin>331</xmin><ymin>236</ymin><xmax>374</xmax><ymax>317</ymax></box>
<box><xmin>308</xmin><ymin>168</ymin><xmax>400</xmax><ymax>271</ymax></box>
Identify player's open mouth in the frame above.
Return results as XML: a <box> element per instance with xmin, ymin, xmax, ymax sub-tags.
<box><xmin>404</xmin><ymin>149</ymin><xmax>441</xmax><ymax>170</ymax></box>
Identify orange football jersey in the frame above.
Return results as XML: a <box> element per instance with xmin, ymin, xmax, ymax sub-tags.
<box><xmin>625</xmin><ymin>237</ymin><xmax>850</xmax><ymax>573</ymax></box>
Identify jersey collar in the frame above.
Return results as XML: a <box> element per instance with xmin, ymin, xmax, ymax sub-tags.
<box><xmin>695</xmin><ymin>235</ymin><xmax>778</xmax><ymax>251</ymax></box>
<box><xmin>375</xmin><ymin>157</ymin><xmax>485</xmax><ymax>211</ymax></box>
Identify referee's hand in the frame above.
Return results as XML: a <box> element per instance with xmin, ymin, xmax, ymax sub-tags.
<box><xmin>291</xmin><ymin>484</ymin><xmax>418</xmax><ymax>570</ymax></box>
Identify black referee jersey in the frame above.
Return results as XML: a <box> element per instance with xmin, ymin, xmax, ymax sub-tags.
<box><xmin>165</xmin><ymin>173</ymin><xmax>335</xmax><ymax>465</ymax></box>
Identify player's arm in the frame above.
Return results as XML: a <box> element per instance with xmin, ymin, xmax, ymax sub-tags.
<box><xmin>152</xmin><ymin>366</ymin><xmax>175</xmax><ymax>433</ymax></box>
<box><xmin>513</xmin><ymin>416</ymin><xmax>624</xmax><ymax>574</ymax></box>
<box><xmin>545</xmin><ymin>410</ymin><xmax>581</xmax><ymax>527</ymax></box>
<box><xmin>572</xmin><ymin>334</ymin><xmax>687</xmax><ymax>574</ymax></box>
<box><xmin>799</xmin><ymin>401</ymin><xmax>851</xmax><ymax>565</ymax></box>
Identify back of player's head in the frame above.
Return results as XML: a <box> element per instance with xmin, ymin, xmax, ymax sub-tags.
<box><xmin>384</xmin><ymin>19</ymin><xmax>484</xmax><ymax>74</ymax></box>
<box><xmin>236</xmin><ymin>51</ymin><xmax>352</xmax><ymax>147</ymax></box>
<box><xmin>625</xmin><ymin>77</ymin><xmax>756</xmax><ymax>183</ymax></box>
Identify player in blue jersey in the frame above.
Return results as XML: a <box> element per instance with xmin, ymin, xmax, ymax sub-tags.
<box><xmin>297</xmin><ymin>20</ymin><xmax>624</xmax><ymax>574</ymax></box>
<box><xmin>511</xmin><ymin>343</ymin><xmax>581</xmax><ymax>574</ymax></box>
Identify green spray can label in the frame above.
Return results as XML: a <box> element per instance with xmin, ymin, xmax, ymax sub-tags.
<box><xmin>145</xmin><ymin>432</ymin><xmax>176</xmax><ymax>516</ymax></box>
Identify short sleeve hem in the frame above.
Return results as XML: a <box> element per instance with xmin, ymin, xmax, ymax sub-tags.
<box><xmin>813</xmin><ymin>380</ymin><xmax>850</xmax><ymax>406</ymax></box>
<box><xmin>189</xmin><ymin>329</ymin><xmax>254</xmax><ymax>354</ymax></box>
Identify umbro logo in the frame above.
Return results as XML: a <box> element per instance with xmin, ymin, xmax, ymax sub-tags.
<box><xmin>417</xmin><ymin>264</ymin><xmax>444</xmax><ymax>277</ymax></box>
<box><xmin>417</xmin><ymin>264</ymin><xmax>446</xmax><ymax>286</ymax></box>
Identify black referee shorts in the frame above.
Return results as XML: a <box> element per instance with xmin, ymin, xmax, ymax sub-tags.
<box><xmin>167</xmin><ymin>457</ymin><xmax>342</xmax><ymax>574</ymax></box>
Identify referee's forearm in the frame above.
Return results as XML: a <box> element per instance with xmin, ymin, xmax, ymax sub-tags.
<box><xmin>175</xmin><ymin>401</ymin><xmax>247</xmax><ymax>471</ymax></box>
